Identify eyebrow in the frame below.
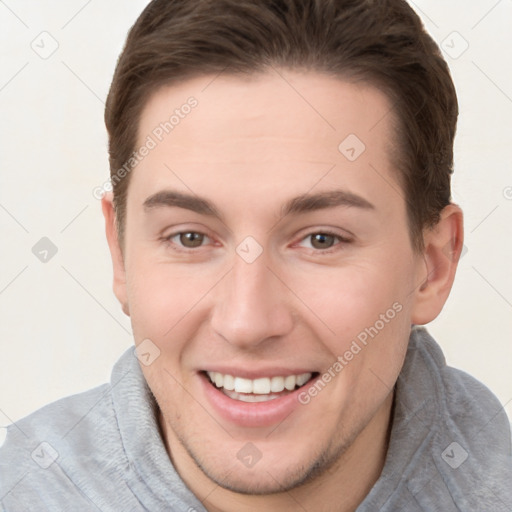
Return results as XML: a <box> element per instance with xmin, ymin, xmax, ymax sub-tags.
<box><xmin>281</xmin><ymin>190</ymin><xmax>375</xmax><ymax>216</ymax></box>
<box><xmin>142</xmin><ymin>188</ymin><xmax>375</xmax><ymax>218</ymax></box>
<box><xmin>143</xmin><ymin>190</ymin><xmax>222</xmax><ymax>218</ymax></box>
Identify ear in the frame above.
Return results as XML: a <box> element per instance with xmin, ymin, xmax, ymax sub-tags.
<box><xmin>101</xmin><ymin>193</ymin><xmax>130</xmax><ymax>316</ymax></box>
<box><xmin>410</xmin><ymin>204</ymin><xmax>464</xmax><ymax>325</ymax></box>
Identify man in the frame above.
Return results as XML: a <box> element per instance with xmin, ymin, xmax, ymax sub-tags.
<box><xmin>1</xmin><ymin>0</ymin><xmax>511</xmax><ymax>510</ymax></box>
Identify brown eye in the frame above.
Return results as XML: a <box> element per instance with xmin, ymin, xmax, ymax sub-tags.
<box><xmin>310</xmin><ymin>233</ymin><xmax>336</xmax><ymax>249</ymax></box>
<box><xmin>179</xmin><ymin>232</ymin><xmax>205</xmax><ymax>248</ymax></box>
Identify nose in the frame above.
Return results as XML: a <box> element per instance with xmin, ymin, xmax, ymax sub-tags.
<box><xmin>210</xmin><ymin>251</ymin><xmax>295</xmax><ymax>349</ymax></box>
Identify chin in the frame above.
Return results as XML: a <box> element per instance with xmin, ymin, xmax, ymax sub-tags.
<box><xmin>177</xmin><ymin>428</ymin><xmax>350</xmax><ymax>496</ymax></box>
<box><xmin>196</xmin><ymin>460</ymin><xmax>313</xmax><ymax>495</ymax></box>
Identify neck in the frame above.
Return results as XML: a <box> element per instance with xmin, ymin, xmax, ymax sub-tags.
<box><xmin>161</xmin><ymin>391</ymin><xmax>394</xmax><ymax>512</ymax></box>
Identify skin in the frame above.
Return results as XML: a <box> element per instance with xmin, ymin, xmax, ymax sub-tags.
<box><xmin>102</xmin><ymin>69</ymin><xmax>463</xmax><ymax>511</ymax></box>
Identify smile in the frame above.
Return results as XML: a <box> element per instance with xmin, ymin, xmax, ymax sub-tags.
<box><xmin>205</xmin><ymin>371</ymin><xmax>316</xmax><ymax>403</ymax></box>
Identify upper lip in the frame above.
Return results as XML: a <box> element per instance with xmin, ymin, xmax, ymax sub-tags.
<box><xmin>200</xmin><ymin>367</ymin><xmax>317</xmax><ymax>379</ymax></box>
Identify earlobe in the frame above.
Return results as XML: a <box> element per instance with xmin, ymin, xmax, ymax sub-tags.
<box><xmin>101</xmin><ymin>193</ymin><xmax>130</xmax><ymax>317</ymax></box>
<box><xmin>410</xmin><ymin>204</ymin><xmax>464</xmax><ymax>325</ymax></box>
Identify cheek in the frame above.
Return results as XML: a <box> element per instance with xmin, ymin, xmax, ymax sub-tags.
<box><xmin>298</xmin><ymin>261</ymin><xmax>410</xmax><ymax>338</ymax></box>
<box><xmin>125</xmin><ymin>263</ymin><xmax>202</xmax><ymax>395</ymax></box>
<box><xmin>124</xmin><ymin>255</ymin><xmax>181</xmax><ymax>342</ymax></box>
<box><xmin>124</xmin><ymin>253</ymin><xmax>220</xmax><ymax>346</ymax></box>
<box><xmin>293</xmin><ymin>254</ymin><xmax>414</xmax><ymax>400</ymax></box>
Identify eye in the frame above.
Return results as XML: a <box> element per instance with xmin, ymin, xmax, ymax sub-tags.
<box><xmin>298</xmin><ymin>232</ymin><xmax>349</xmax><ymax>251</ymax></box>
<box><xmin>168</xmin><ymin>231</ymin><xmax>210</xmax><ymax>248</ymax></box>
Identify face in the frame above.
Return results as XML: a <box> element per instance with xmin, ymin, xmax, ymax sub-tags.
<box><xmin>112</xmin><ymin>70</ymin><xmax>427</xmax><ymax>494</ymax></box>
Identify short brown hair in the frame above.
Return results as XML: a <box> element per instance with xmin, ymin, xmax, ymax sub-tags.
<box><xmin>105</xmin><ymin>0</ymin><xmax>458</xmax><ymax>252</ymax></box>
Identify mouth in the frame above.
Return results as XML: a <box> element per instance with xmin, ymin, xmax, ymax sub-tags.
<box><xmin>203</xmin><ymin>370</ymin><xmax>319</xmax><ymax>403</ymax></box>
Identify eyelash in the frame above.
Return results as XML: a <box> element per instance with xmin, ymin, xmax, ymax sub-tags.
<box><xmin>295</xmin><ymin>230</ymin><xmax>352</xmax><ymax>254</ymax></box>
<box><xmin>162</xmin><ymin>231</ymin><xmax>213</xmax><ymax>252</ymax></box>
<box><xmin>162</xmin><ymin>229</ymin><xmax>351</xmax><ymax>254</ymax></box>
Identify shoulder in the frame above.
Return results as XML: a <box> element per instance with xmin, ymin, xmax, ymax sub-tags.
<box><xmin>409</xmin><ymin>327</ymin><xmax>512</xmax><ymax>509</ymax></box>
<box><xmin>3</xmin><ymin>381</ymin><xmax>113</xmax><ymax>444</ymax></box>
<box><xmin>0</xmin><ymin>383</ymin><xmax>128</xmax><ymax>510</ymax></box>
<box><xmin>1</xmin><ymin>381</ymin><xmax>111</xmax><ymax>448</ymax></box>
<box><xmin>414</xmin><ymin>327</ymin><xmax>511</xmax><ymax>442</ymax></box>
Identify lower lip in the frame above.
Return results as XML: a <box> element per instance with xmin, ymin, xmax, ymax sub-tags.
<box><xmin>200</xmin><ymin>373</ymin><xmax>311</xmax><ymax>428</ymax></box>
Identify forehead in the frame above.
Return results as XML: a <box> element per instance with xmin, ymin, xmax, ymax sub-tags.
<box><xmin>130</xmin><ymin>69</ymin><xmax>401</xmax><ymax>215</ymax></box>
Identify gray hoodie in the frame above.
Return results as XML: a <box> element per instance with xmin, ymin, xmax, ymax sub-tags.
<box><xmin>1</xmin><ymin>327</ymin><xmax>511</xmax><ymax>511</ymax></box>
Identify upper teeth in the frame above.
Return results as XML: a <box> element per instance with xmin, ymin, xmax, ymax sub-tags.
<box><xmin>206</xmin><ymin>371</ymin><xmax>312</xmax><ymax>394</ymax></box>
